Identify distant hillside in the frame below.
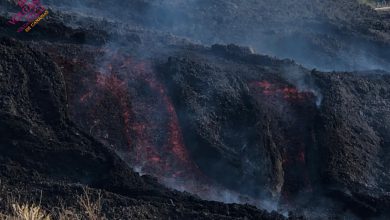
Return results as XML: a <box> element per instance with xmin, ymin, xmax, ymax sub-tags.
<box><xmin>29</xmin><ymin>0</ymin><xmax>390</xmax><ymax>71</ymax></box>
<box><xmin>359</xmin><ymin>0</ymin><xmax>390</xmax><ymax>7</ymax></box>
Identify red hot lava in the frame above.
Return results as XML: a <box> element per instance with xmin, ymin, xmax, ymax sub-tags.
<box><xmin>249</xmin><ymin>80</ymin><xmax>315</xmax><ymax>205</ymax></box>
<box><xmin>250</xmin><ymin>80</ymin><xmax>314</xmax><ymax>101</ymax></box>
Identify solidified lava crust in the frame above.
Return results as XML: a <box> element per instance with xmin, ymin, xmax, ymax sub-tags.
<box><xmin>1</xmin><ymin>0</ymin><xmax>390</xmax><ymax>219</ymax></box>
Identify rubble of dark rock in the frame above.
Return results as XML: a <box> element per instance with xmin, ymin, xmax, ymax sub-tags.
<box><xmin>1</xmin><ymin>0</ymin><xmax>390</xmax><ymax>219</ymax></box>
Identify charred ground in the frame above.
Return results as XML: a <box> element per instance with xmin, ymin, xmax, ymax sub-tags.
<box><xmin>1</xmin><ymin>0</ymin><xmax>390</xmax><ymax>219</ymax></box>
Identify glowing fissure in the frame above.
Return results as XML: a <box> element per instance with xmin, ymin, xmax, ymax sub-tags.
<box><xmin>249</xmin><ymin>80</ymin><xmax>314</xmax><ymax>205</ymax></box>
<box><xmin>250</xmin><ymin>80</ymin><xmax>314</xmax><ymax>101</ymax></box>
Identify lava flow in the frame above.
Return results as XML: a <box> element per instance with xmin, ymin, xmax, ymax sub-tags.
<box><xmin>64</xmin><ymin>51</ymin><xmax>256</xmax><ymax>204</ymax></box>
<box><xmin>88</xmin><ymin>55</ymin><xmax>203</xmax><ymax>181</ymax></box>
<box><xmin>249</xmin><ymin>80</ymin><xmax>315</xmax><ymax>206</ymax></box>
<box><xmin>250</xmin><ymin>80</ymin><xmax>314</xmax><ymax>101</ymax></box>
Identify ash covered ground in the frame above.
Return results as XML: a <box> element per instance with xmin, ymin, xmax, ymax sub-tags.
<box><xmin>1</xmin><ymin>0</ymin><xmax>390</xmax><ymax>219</ymax></box>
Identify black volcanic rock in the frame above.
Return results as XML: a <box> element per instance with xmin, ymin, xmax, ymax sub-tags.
<box><xmin>313</xmin><ymin>71</ymin><xmax>390</xmax><ymax>216</ymax></box>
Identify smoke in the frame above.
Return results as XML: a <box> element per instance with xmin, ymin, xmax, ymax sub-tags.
<box><xmin>281</xmin><ymin>65</ymin><xmax>323</xmax><ymax>107</ymax></box>
<box><xmin>160</xmin><ymin>176</ymin><xmax>280</xmax><ymax>213</ymax></box>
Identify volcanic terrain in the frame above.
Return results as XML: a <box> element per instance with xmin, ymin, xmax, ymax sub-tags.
<box><xmin>1</xmin><ymin>0</ymin><xmax>390</xmax><ymax>219</ymax></box>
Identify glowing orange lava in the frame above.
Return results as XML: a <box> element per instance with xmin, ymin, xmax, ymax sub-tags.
<box><xmin>79</xmin><ymin>53</ymin><xmax>203</xmax><ymax>180</ymax></box>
